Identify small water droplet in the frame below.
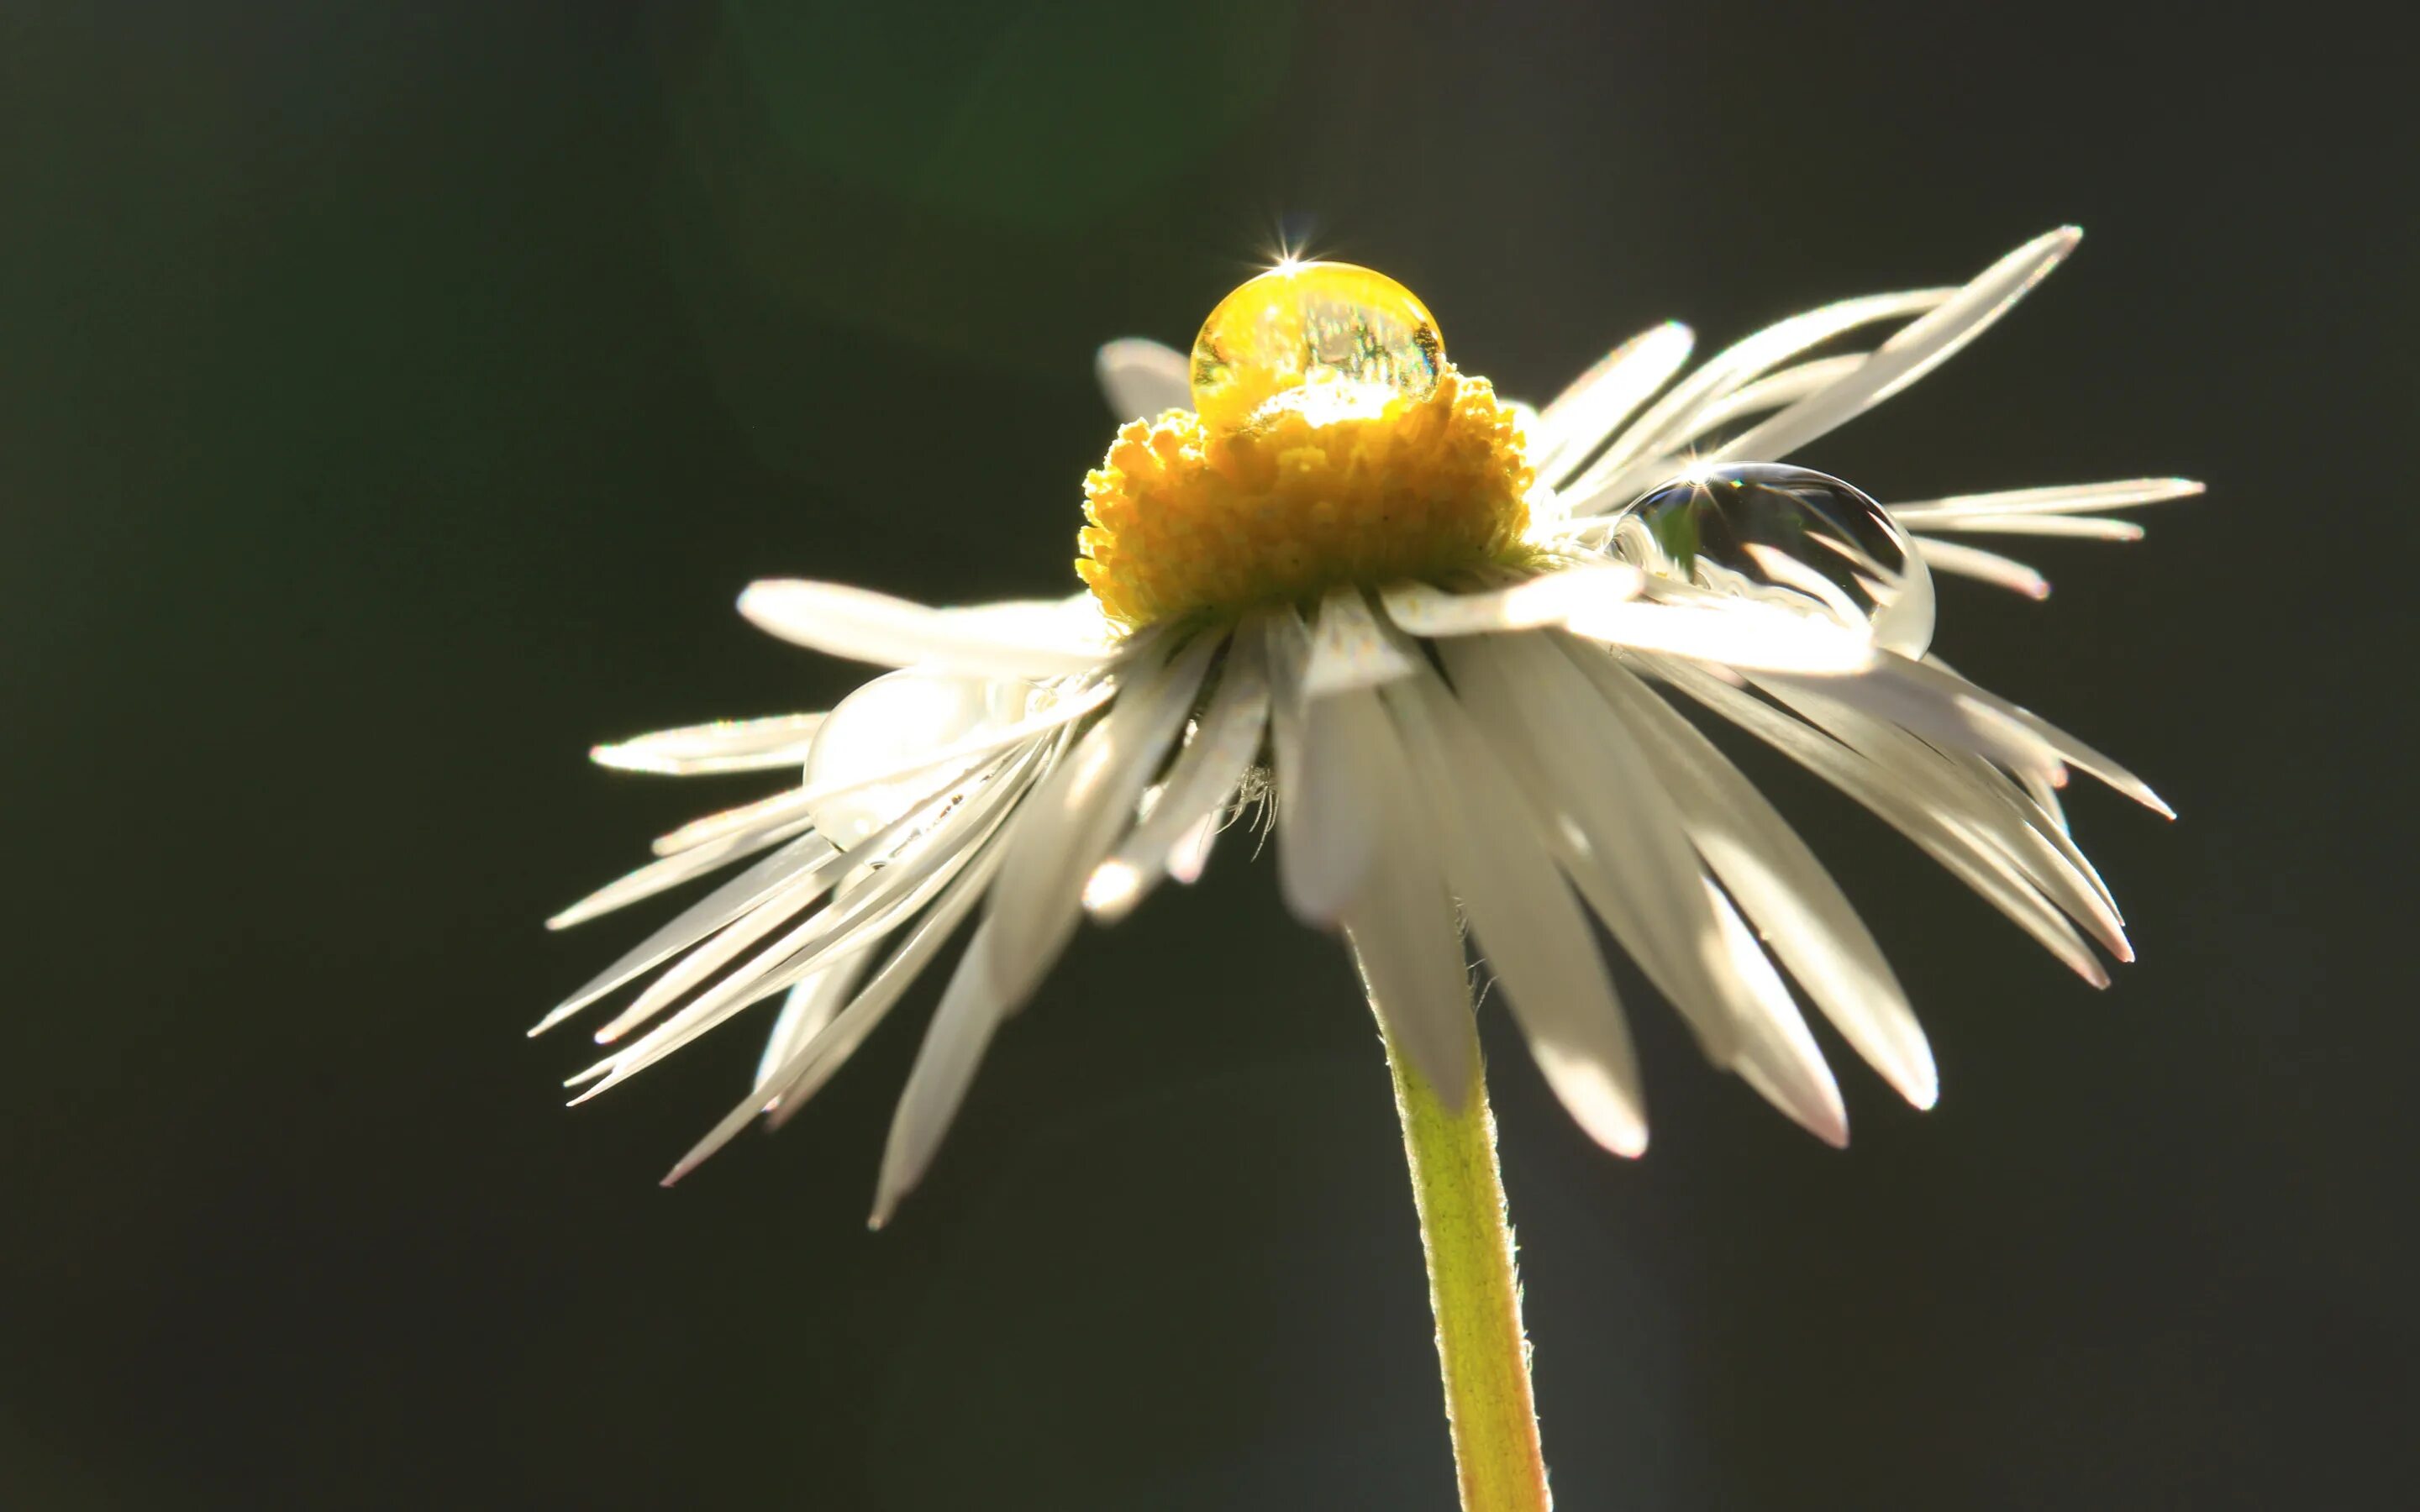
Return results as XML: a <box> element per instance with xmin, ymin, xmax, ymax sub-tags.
<box><xmin>1619</xmin><ymin>464</ymin><xmax>1934</xmax><ymax>655</ymax></box>
<box><xmin>802</xmin><ymin>669</ymin><xmax>1028</xmax><ymax>848</ymax></box>
<box><xmin>1190</xmin><ymin>261</ymin><xmax>1443</xmax><ymax>432</ymax></box>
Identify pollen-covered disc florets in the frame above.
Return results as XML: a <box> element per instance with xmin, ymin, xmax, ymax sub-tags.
<box><xmin>1076</xmin><ymin>262</ymin><xmax>1535</xmax><ymax>628</ymax></box>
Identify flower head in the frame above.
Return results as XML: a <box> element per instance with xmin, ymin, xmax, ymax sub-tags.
<box><xmin>1078</xmin><ymin>263</ymin><xmax>1537</xmax><ymax>627</ymax></box>
<box><xmin>545</xmin><ymin>229</ymin><xmax>2195</xmax><ymax>1226</ymax></box>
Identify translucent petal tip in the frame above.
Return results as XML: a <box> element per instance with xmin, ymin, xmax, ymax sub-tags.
<box><xmin>1903</xmin><ymin>1054</ymin><xmax>1942</xmax><ymax>1113</ymax></box>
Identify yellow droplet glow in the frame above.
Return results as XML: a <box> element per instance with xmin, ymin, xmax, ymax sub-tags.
<box><xmin>1080</xmin><ymin>262</ymin><xmax>1534</xmax><ymax>628</ymax></box>
<box><xmin>1188</xmin><ymin>262</ymin><xmax>1444</xmax><ymax>432</ymax></box>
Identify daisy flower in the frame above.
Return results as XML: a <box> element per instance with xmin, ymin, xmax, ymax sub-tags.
<box><xmin>544</xmin><ymin>228</ymin><xmax>2189</xmax><ymax>1510</ymax></box>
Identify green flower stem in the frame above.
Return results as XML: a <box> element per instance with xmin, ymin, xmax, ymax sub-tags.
<box><xmin>1383</xmin><ymin>1014</ymin><xmax>1552</xmax><ymax>1512</ymax></box>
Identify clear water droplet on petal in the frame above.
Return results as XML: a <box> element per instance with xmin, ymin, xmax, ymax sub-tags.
<box><xmin>802</xmin><ymin>669</ymin><xmax>1028</xmax><ymax>848</ymax></box>
<box><xmin>1619</xmin><ymin>464</ymin><xmax>1934</xmax><ymax>655</ymax></box>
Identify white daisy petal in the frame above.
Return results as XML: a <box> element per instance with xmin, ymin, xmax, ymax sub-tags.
<box><xmin>739</xmin><ymin>580</ymin><xmax>1118</xmax><ymax>678</ymax></box>
<box><xmin>790</xmin><ymin>670</ymin><xmax>1114</xmax><ymax>801</ymax></box>
<box><xmin>1573</xmin><ymin>646</ymin><xmax>1936</xmax><ymax>1110</ymax></box>
<box><xmin>1304</xmin><ymin>585</ymin><xmax>1421</xmax><ymax>696</ymax></box>
<box><xmin>1906</xmin><ymin>515</ymin><xmax>2146</xmax><ymax>541</ymax></box>
<box><xmin>1889</xmin><ymin>477</ymin><xmax>2203</xmax><ymax>522</ymax></box>
<box><xmin>1440</xmin><ymin>633</ymin><xmax>1740</xmax><ymax>1064</ymax></box>
<box><xmin>742</xmin><ymin>748</ymin><xmax>1059</xmax><ymax>1007</ymax></box>
<box><xmin>596</xmin><ymin>769</ymin><xmax>1018</xmax><ymax>1054</ymax></box>
<box><xmin>1658</xmin><ymin>353</ymin><xmax>1867</xmax><ymax>455</ymax></box>
<box><xmin>571</xmin><ymin>898</ymin><xmax>865</xmax><ymax>1094</ymax></box>
<box><xmin>544</xmin><ymin>815</ymin><xmax>816</xmax><ymax>932</ymax></box>
<box><xmin>589</xmin><ymin>866</ymin><xmax>841</xmax><ymax>1044</ymax></box>
<box><xmin>1566</xmin><ymin>354</ymin><xmax>1876</xmax><ymax>516</ymax></box>
<box><xmin>1871</xmin><ymin>703</ymin><xmax>2123</xmax><ymax>951</ymax></box>
<box><xmin>1757</xmin><ymin>659</ymin><xmax>2060</xmax><ymax>783</ymax></box>
<box><xmin>1377</xmin><ymin>564</ymin><xmax>1644</xmax><ymax>638</ymax></box>
<box><xmin>1383</xmin><ymin>663</ymin><xmax>1647</xmax><ymax>1155</ymax></box>
<box><xmin>1292</xmin><ymin>688</ymin><xmax>1403</xmax><ymax>927</ymax></box>
<box><xmin>2021</xmin><ymin>764</ymin><xmax>2070</xmax><ymax>837</ymax></box>
<box><xmin>1945</xmin><ymin>745</ymin><xmax>2123</xmax><ymax>927</ymax></box>
<box><xmin>1459</xmin><ymin>633</ymin><xmax>1864</xmax><ymax>1131</ymax></box>
<box><xmin>1712</xmin><ymin>228</ymin><xmax>2082</xmax><ymax>466</ymax></box>
<box><xmin>650</xmin><ymin>785</ymin><xmax>823</xmax><ymax>858</ymax></box>
<box><xmin>568</xmin><ymin>759</ymin><xmax>1039</xmax><ymax>1095</ymax></box>
<box><xmin>755</xmin><ymin>948</ymin><xmax>873</xmax><ymax>1091</ymax></box>
<box><xmin>1336</xmin><ymin>719</ymin><xmax>1478</xmax><ymax>1110</ymax></box>
<box><xmin>1887</xmin><ymin>654</ymin><xmax>2172</xmax><ymax>817</ymax></box>
<box><xmin>1911</xmin><ymin>815</ymin><xmax>2107</xmax><ymax>981</ymax></box>
<box><xmin>1648</xmin><ymin>654</ymin><xmax>2109</xmax><ymax>984</ymax></box>
<box><xmin>1561</xmin><ymin>596</ymin><xmax>1876</xmax><ymax>675</ymax></box>
<box><xmin>1707</xmin><ymin>881</ymin><xmax>1848</xmax><ymax>1147</ymax></box>
<box><xmin>1566</xmin><ymin>286</ymin><xmax>1953</xmax><ymax>511</ymax></box>
<box><xmin>1912</xmin><ymin>538</ymin><xmax>2050</xmax><ymax>599</ymax></box>
<box><xmin>1754</xmin><ymin>675</ymin><xmax>2130</xmax><ymax>962</ymax></box>
<box><xmin>1532</xmin><ymin>322</ymin><xmax>1695</xmax><ymax>485</ymax></box>
<box><xmin>866</xmin><ymin>683</ymin><xmax>1173</xmax><ymax>1219</ymax></box>
<box><xmin>589</xmin><ymin>713</ymin><xmax>826</xmax><ymax>775</ymax></box>
<box><xmin>1087</xmin><ymin>631</ymin><xmax>1270</xmax><ymax>923</ymax></box>
<box><xmin>759</xmin><ymin>832</ymin><xmax>1012</xmax><ymax>1134</ymax></box>
<box><xmin>980</xmin><ymin>633</ymin><xmax>1219</xmax><ymax>1009</ymax></box>
<box><xmin>571</xmin><ymin>826</ymin><xmax>991</xmax><ymax>1100</ymax></box>
<box><xmin>649</xmin><ymin>677</ymin><xmax>1120</xmax><ymax>859</ymax></box>
<box><xmin>1163</xmin><ymin>809</ymin><xmax>1220</xmax><ymax>885</ymax></box>
<box><xmin>1265</xmin><ymin>607</ymin><xmax>1381</xmax><ymax>924</ymax></box>
<box><xmin>868</xmin><ymin>915</ymin><xmax>1019</xmax><ymax>1227</ymax></box>
<box><xmin>665</xmin><ymin>830</ymin><xmax>1011</xmax><ymax>1184</ymax></box>
<box><xmin>535</xmin><ymin>833</ymin><xmax>836</xmax><ymax>1028</ymax></box>
<box><xmin>1096</xmin><ymin>337</ymin><xmax>1193</xmax><ymax>420</ymax></box>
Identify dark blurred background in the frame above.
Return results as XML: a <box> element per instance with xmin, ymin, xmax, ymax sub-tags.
<box><xmin>3</xmin><ymin>2</ymin><xmax>2412</xmax><ymax>1507</ymax></box>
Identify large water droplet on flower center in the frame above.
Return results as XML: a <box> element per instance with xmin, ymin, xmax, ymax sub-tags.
<box><xmin>1189</xmin><ymin>261</ymin><xmax>1444</xmax><ymax>432</ymax></box>
<box><xmin>1620</xmin><ymin>464</ymin><xmax>1935</xmax><ymax>655</ymax></box>
<box><xmin>802</xmin><ymin>669</ymin><xmax>1028</xmax><ymax>848</ymax></box>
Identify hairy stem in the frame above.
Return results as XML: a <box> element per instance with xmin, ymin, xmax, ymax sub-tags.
<box><xmin>1383</xmin><ymin>1014</ymin><xmax>1552</xmax><ymax>1512</ymax></box>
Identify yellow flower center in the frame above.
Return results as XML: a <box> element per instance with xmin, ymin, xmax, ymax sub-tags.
<box><xmin>1077</xmin><ymin>262</ymin><xmax>1535</xmax><ymax>629</ymax></box>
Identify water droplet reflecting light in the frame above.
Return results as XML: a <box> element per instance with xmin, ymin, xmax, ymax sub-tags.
<box><xmin>1189</xmin><ymin>261</ymin><xmax>1443</xmax><ymax>432</ymax></box>
<box><xmin>1620</xmin><ymin>463</ymin><xmax>1935</xmax><ymax>655</ymax></box>
<box><xmin>802</xmin><ymin>670</ymin><xmax>1029</xmax><ymax>848</ymax></box>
